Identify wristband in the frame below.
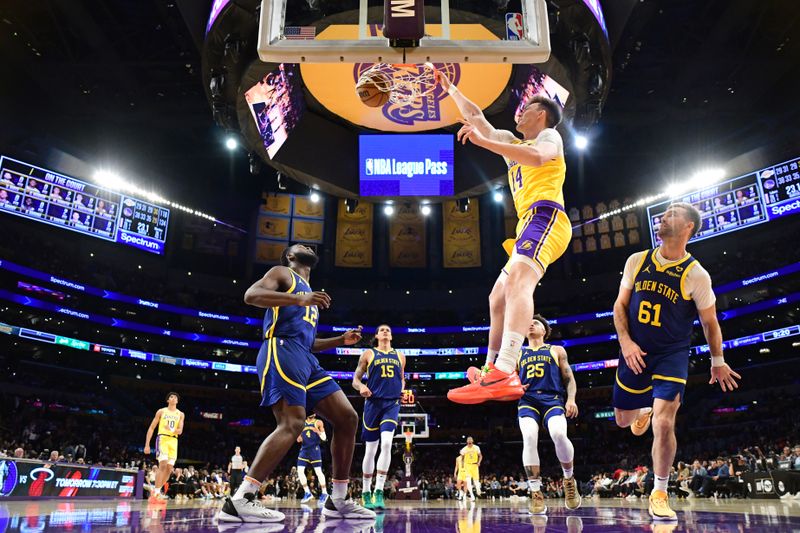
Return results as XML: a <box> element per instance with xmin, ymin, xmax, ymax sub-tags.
<box><xmin>711</xmin><ymin>355</ymin><xmax>725</xmax><ymax>367</ymax></box>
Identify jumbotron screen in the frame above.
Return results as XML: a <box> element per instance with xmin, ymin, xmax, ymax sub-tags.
<box><xmin>0</xmin><ymin>156</ymin><xmax>170</xmax><ymax>254</ymax></box>
<box><xmin>359</xmin><ymin>134</ymin><xmax>454</xmax><ymax>196</ymax></box>
<box><xmin>647</xmin><ymin>155</ymin><xmax>800</xmax><ymax>246</ymax></box>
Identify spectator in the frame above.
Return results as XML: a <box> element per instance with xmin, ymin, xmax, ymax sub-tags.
<box><xmin>13</xmin><ymin>448</ymin><xmax>24</xmax><ymax>458</ymax></box>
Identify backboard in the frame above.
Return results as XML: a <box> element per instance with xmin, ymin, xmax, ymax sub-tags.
<box><xmin>397</xmin><ymin>412</ymin><xmax>429</xmax><ymax>440</ymax></box>
<box><xmin>257</xmin><ymin>0</ymin><xmax>551</xmax><ymax>64</ymax></box>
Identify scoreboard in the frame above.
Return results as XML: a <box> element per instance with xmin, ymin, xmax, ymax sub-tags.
<box><xmin>647</xmin><ymin>155</ymin><xmax>800</xmax><ymax>245</ymax></box>
<box><xmin>0</xmin><ymin>156</ymin><xmax>169</xmax><ymax>254</ymax></box>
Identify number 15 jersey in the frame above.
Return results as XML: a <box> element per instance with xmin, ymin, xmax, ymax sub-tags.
<box><xmin>262</xmin><ymin>268</ymin><xmax>318</xmax><ymax>350</ymax></box>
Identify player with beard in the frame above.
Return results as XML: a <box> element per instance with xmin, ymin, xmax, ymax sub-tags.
<box><xmin>218</xmin><ymin>244</ymin><xmax>375</xmax><ymax>522</ymax></box>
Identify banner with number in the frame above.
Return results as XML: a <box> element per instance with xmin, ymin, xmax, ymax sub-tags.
<box><xmin>389</xmin><ymin>203</ymin><xmax>426</xmax><ymax>268</ymax></box>
<box><xmin>335</xmin><ymin>200</ymin><xmax>373</xmax><ymax>268</ymax></box>
<box><xmin>260</xmin><ymin>193</ymin><xmax>293</xmax><ymax>216</ymax></box>
<box><xmin>291</xmin><ymin>218</ymin><xmax>324</xmax><ymax>243</ymax></box>
<box><xmin>256</xmin><ymin>215</ymin><xmax>291</xmax><ymax>240</ymax></box>
<box><xmin>255</xmin><ymin>239</ymin><xmax>288</xmax><ymax>264</ymax></box>
<box><xmin>293</xmin><ymin>196</ymin><xmax>325</xmax><ymax>219</ymax></box>
<box><xmin>443</xmin><ymin>200</ymin><xmax>481</xmax><ymax>268</ymax></box>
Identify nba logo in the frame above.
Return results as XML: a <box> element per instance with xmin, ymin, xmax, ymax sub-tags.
<box><xmin>505</xmin><ymin>13</ymin><xmax>523</xmax><ymax>41</ymax></box>
<box><xmin>365</xmin><ymin>158</ymin><xmax>374</xmax><ymax>175</ymax></box>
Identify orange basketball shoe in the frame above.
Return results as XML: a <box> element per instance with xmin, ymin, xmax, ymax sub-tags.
<box><xmin>447</xmin><ymin>363</ymin><xmax>524</xmax><ymax>404</ymax></box>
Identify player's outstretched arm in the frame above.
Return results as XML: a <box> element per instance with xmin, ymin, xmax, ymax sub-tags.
<box><xmin>313</xmin><ymin>325</ymin><xmax>363</xmax><ymax>352</ymax></box>
<box><xmin>614</xmin><ymin>277</ymin><xmax>647</xmax><ymax>375</ymax></box>
<box><xmin>143</xmin><ymin>409</ymin><xmax>161</xmax><ymax>455</ymax></box>
<box><xmin>398</xmin><ymin>351</ymin><xmax>406</xmax><ymax>391</ymax></box>
<box><xmin>244</xmin><ymin>266</ymin><xmax>331</xmax><ymax>309</ymax></box>
<box><xmin>698</xmin><ymin>304</ymin><xmax>741</xmax><ymax>391</ymax></box>
<box><xmin>436</xmin><ymin>69</ymin><xmax>516</xmax><ymax>143</ymax></box>
<box><xmin>352</xmin><ymin>348</ymin><xmax>373</xmax><ymax>397</ymax></box>
<box><xmin>555</xmin><ymin>346</ymin><xmax>578</xmax><ymax>418</ymax></box>
<box><xmin>456</xmin><ymin>122</ymin><xmax>558</xmax><ymax>167</ymax></box>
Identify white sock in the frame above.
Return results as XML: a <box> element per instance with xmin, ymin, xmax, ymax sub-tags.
<box><xmin>562</xmin><ymin>466</ymin><xmax>573</xmax><ymax>479</ymax></box>
<box><xmin>485</xmin><ymin>349</ymin><xmax>498</xmax><ymax>366</ymax></box>
<box><xmin>234</xmin><ymin>476</ymin><xmax>261</xmax><ymax>499</ymax></box>
<box><xmin>653</xmin><ymin>475</ymin><xmax>669</xmax><ymax>493</ymax></box>
<box><xmin>375</xmin><ymin>473</ymin><xmax>387</xmax><ymax>492</ymax></box>
<box><xmin>494</xmin><ymin>332</ymin><xmax>524</xmax><ymax>374</ymax></box>
<box><xmin>331</xmin><ymin>480</ymin><xmax>348</xmax><ymax>500</ymax></box>
<box><xmin>528</xmin><ymin>478</ymin><xmax>541</xmax><ymax>492</ymax></box>
<box><xmin>314</xmin><ymin>467</ymin><xmax>327</xmax><ymax>492</ymax></box>
<box><xmin>362</xmin><ymin>474</ymin><xmax>372</xmax><ymax>493</ymax></box>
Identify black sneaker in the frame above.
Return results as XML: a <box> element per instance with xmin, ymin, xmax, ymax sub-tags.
<box><xmin>322</xmin><ymin>497</ymin><xmax>377</xmax><ymax>519</ymax></box>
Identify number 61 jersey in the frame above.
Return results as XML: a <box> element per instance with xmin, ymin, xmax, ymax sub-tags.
<box><xmin>628</xmin><ymin>249</ymin><xmax>699</xmax><ymax>355</ymax></box>
<box><xmin>262</xmin><ymin>268</ymin><xmax>318</xmax><ymax>350</ymax></box>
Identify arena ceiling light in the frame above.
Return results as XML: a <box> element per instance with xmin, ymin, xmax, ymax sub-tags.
<box><xmin>493</xmin><ymin>190</ymin><xmax>504</xmax><ymax>203</ymax></box>
<box><xmin>225</xmin><ymin>136</ymin><xmax>238</xmax><ymax>151</ymax></box>
<box><xmin>574</xmin><ymin>134</ymin><xmax>589</xmax><ymax>150</ymax></box>
<box><xmin>384</xmin><ymin>205</ymin><xmax>394</xmax><ymax>216</ymax></box>
<box><xmin>310</xmin><ymin>191</ymin><xmax>321</xmax><ymax>203</ymax></box>
<box><xmin>92</xmin><ymin>169</ymin><xmax>218</xmax><ymax>222</ymax></box>
<box><xmin>421</xmin><ymin>205</ymin><xmax>432</xmax><ymax>216</ymax></box>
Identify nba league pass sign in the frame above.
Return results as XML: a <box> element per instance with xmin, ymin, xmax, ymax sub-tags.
<box><xmin>359</xmin><ymin>134</ymin><xmax>454</xmax><ymax>196</ymax></box>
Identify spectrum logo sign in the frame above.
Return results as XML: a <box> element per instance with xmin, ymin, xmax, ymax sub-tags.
<box><xmin>769</xmin><ymin>198</ymin><xmax>800</xmax><ymax>219</ymax></box>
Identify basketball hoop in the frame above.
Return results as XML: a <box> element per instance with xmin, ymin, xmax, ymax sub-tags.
<box><xmin>403</xmin><ymin>429</ymin><xmax>414</xmax><ymax>447</ymax></box>
<box><xmin>356</xmin><ymin>62</ymin><xmax>438</xmax><ymax>106</ymax></box>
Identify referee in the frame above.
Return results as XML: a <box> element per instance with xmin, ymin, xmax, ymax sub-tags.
<box><xmin>228</xmin><ymin>446</ymin><xmax>247</xmax><ymax>493</ymax></box>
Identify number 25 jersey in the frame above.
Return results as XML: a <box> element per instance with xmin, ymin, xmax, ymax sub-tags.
<box><xmin>628</xmin><ymin>249</ymin><xmax>699</xmax><ymax>355</ymax></box>
<box><xmin>262</xmin><ymin>269</ymin><xmax>318</xmax><ymax>351</ymax></box>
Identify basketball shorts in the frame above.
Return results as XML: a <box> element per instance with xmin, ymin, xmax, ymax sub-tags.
<box><xmin>257</xmin><ymin>337</ymin><xmax>341</xmax><ymax>410</ymax></box>
<box><xmin>457</xmin><ymin>470</ymin><xmax>467</xmax><ymax>482</ymax></box>
<box><xmin>362</xmin><ymin>398</ymin><xmax>400</xmax><ymax>441</ymax></box>
<box><xmin>612</xmin><ymin>348</ymin><xmax>690</xmax><ymax>410</ymax></box>
<box><xmin>156</xmin><ymin>435</ymin><xmax>178</xmax><ymax>465</ymax></box>
<box><xmin>464</xmin><ymin>464</ymin><xmax>479</xmax><ymax>480</ymax></box>
<box><xmin>517</xmin><ymin>392</ymin><xmax>566</xmax><ymax>426</ymax></box>
<box><xmin>502</xmin><ymin>200</ymin><xmax>571</xmax><ymax>275</ymax></box>
<box><xmin>297</xmin><ymin>446</ymin><xmax>322</xmax><ymax>468</ymax></box>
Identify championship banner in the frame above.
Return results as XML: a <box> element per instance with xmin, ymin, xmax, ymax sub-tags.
<box><xmin>0</xmin><ymin>458</ymin><xmax>142</xmax><ymax>499</ymax></box>
<box><xmin>335</xmin><ymin>200</ymin><xmax>373</xmax><ymax>268</ymax></box>
<box><xmin>293</xmin><ymin>196</ymin><xmax>325</xmax><ymax>219</ymax></box>
<box><xmin>443</xmin><ymin>200</ymin><xmax>481</xmax><ymax>268</ymax></box>
<box><xmin>291</xmin><ymin>219</ymin><xmax>324</xmax><ymax>244</ymax></box>
<box><xmin>389</xmin><ymin>203</ymin><xmax>426</xmax><ymax>268</ymax></box>
<box><xmin>255</xmin><ymin>239</ymin><xmax>288</xmax><ymax>265</ymax></box>
<box><xmin>260</xmin><ymin>193</ymin><xmax>293</xmax><ymax>216</ymax></box>
<box><xmin>256</xmin><ymin>215</ymin><xmax>291</xmax><ymax>240</ymax></box>
<box><xmin>300</xmin><ymin>25</ymin><xmax>511</xmax><ymax>132</ymax></box>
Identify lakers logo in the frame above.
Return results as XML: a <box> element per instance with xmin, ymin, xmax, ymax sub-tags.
<box><xmin>519</xmin><ymin>240</ymin><xmax>534</xmax><ymax>250</ymax></box>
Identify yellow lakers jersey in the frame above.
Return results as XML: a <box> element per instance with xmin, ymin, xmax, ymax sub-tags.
<box><xmin>462</xmin><ymin>445</ymin><xmax>480</xmax><ymax>465</ymax></box>
<box><xmin>158</xmin><ymin>409</ymin><xmax>181</xmax><ymax>437</ymax></box>
<box><xmin>504</xmin><ymin>129</ymin><xmax>566</xmax><ymax>217</ymax></box>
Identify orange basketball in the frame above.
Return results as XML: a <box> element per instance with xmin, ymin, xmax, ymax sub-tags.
<box><xmin>356</xmin><ymin>76</ymin><xmax>391</xmax><ymax>108</ymax></box>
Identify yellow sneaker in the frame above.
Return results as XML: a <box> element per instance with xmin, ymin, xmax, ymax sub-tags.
<box><xmin>563</xmin><ymin>476</ymin><xmax>582</xmax><ymax>510</ymax></box>
<box><xmin>649</xmin><ymin>490</ymin><xmax>677</xmax><ymax>521</ymax></box>
<box><xmin>529</xmin><ymin>490</ymin><xmax>547</xmax><ymax>515</ymax></box>
<box><xmin>631</xmin><ymin>409</ymin><xmax>653</xmax><ymax>436</ymax></box>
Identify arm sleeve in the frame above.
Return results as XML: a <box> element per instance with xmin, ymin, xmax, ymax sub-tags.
<box><xmin>536</xmin><ymin>128</ymin><xmax>564</xmax><ymax>157</ymax></box>
<box><xmin>688</xmin><ymin>263</ymin><xmax>716</xmax><ymax>310</ymax></box>
<box><xmin>620</xmin><ymin>251</ymin><xmax>646</xmax><ymax>290</ymax></box>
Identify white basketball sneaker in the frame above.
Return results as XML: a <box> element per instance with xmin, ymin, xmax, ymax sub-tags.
<box><xmin>217</xmin><ymin>494</ymin><xmax>285</xmax><ymax>523</ymax></box>
<box><xmin>322</xmin><ymin>497</ymin><xmax>377</xmax><ymax>519</ymax></box>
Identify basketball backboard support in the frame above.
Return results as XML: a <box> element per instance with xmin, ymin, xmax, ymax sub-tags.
<box><xmin>257</xmin><ymin>0</ymin><xmax>551</xmax><ymax>64</ymax></box>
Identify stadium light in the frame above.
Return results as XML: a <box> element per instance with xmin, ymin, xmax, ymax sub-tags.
<box><xmin>310</xmin><ymin>191</ymin><xmax>320</xmax><ymax>203</ymax></box>
<box><xmin>384</xmin><ymin>205</ymin><xmax>394</xmax><ymax>216</ymax></box>
<box><xmin>225</xmin><ymin>136</ymin><xmax>238</xmax><ymax>150</ymax></box>
<box><xmin>421</xmin><ymin>205</ymin><xmax>432</xmax><ymax>216</ymax></box>
<box><xmin>574</xmin><ymin>134</ymin><xmax>588</xmax><ymax>150</ymax></box>
<box><xmin>493</xmin><ymin>190</ymin><xmax>504</xmax><ymax>203</ymax></box>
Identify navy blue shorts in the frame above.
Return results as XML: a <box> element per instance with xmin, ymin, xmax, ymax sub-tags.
<box><xmin>362</xmin><ymin>398</ymin><xmax>400</xmax><ymax>442</ymax></box>
<box><xmin>612</xmin><ymin>349</ymin><xmax>689</xmax><ymax>410</ymax></box>
<box><xmin>257</xmin><ymin>337</ymin><xmax>341</xmax><ymax>411</ymax></box>
<box><xmin>297</xmin><ymin>445</ymin><xmax>322</xmax><ymax>468</ymax></box>
<box><xmin>517</xmin><ymin>392</ymin><xmax>565</xmax><ymax>426</ymax></box>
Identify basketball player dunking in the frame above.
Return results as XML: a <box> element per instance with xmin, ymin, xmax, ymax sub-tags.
<box><xmin>352</xmin><ymin>324</ymin><xmax>406</xmax><ymax>510</ymax></box>
<box><xmin>612</xmin><ymin>203</ymin><xmax>741</xmax><ymax>520</ymax></box>
<box><xmin>144</xmin><ymin>392</ymin><xmax>184</xmax><ymax>501</ymax></box>
<box><xmin>437</xmin><ymin>73</ymin><xmax>572</xmax><ymax>404</ymax></box>
<box><xmin>217</xmin><ymin>244</ymin><xmax>375</xmax><ymax>522</ymax></box>
<box><xmin>296</xmin><ymin>413</ymin><xmax>328</xmax><ymax>505</ymax></box>
<box><xmin>517</xmin><ymin>315</ymin><xmax>580</xmax><ymax>515</ymax></box>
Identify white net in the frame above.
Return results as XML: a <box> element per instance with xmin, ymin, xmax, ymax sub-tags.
<box><xmin>356</xmin><ymin>62</ymin><xmax>438</xmax><ymax>106</ymax></box>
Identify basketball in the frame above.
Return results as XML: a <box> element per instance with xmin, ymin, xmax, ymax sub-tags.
<box><xmin>356</xmin><ymin>75</ymin><xmax>391</xmax><ymax>108</ymax></box>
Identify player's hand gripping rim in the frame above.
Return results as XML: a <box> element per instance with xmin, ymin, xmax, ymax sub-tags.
<box><xmin>709</xmin><ymin>363</ymin><xmax>741</xmax><ymax>392</ymax></box>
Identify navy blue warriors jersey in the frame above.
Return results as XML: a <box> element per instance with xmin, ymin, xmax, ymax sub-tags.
<box><xmin>365</xmin><ymin>348</ymin><xmax>403</xmax><ymax>399</ymax></box>
<box><xmin>262</xmin><ymin>269</ymin><xmax>318</xmax><ymax>350</ymax></box>
<box><xmin>629</xmin><ymin>249</ymin><xmax>698</xmax><ymax>355</ymax></box>
<box><xmin>300</xmin><ymin>421</ymin><xmax>321</xmax><ymax>449</ymax></box>
<box><xmin>519</xmin><ymin>344</ymin><xmax>564</xmax><ymax>396</ymax></box>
